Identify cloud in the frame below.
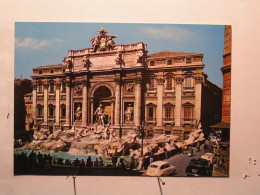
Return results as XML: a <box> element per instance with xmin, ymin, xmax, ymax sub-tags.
<box><xmin>15</xmin><ymin>38</ymin><xmax>49</xmax><ymax>49</ymax></box>
<box><xmin>138</xmin><ymin>26</ymin><xmax>196</xmax><ymax>41</ymax></box>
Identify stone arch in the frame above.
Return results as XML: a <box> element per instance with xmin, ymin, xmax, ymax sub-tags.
<box><xmin>90</xmin><ymin>82</ymin><xmax>115</xmax><ymax>98</ymax></box>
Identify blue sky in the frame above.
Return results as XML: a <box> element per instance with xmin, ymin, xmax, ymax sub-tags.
<box><xmin>15</xmin><ymin>22</ymin><xmax>224</xmax><ymax>87</ymax></box>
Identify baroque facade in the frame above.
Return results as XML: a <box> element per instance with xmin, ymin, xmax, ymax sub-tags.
<box><xmin>31</xmin><ymin>28</ymin><xmax>221</xmax><ymax>140</ymax></box>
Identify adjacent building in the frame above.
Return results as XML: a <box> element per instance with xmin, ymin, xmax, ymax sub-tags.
<box><xmin>14</xmin><ymin>78</ymin><xmax>32</xmax><ymax>138</ymax></box>
<box><xmin>30</xmin><ymin>28</ymin><xmax>222</xmax><ymax>140</ymax></box>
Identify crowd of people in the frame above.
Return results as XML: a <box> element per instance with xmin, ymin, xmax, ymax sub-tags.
<box><xmin>14</xmin><ymin>151</ymin><xmax>106</xmax><ymax>174</ymax></box>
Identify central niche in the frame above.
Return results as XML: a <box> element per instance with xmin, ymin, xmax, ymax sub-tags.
<box><xmin>93</xmin><ymin>86</ymin><xmax>112</xmax><ymax>124</ymax></box>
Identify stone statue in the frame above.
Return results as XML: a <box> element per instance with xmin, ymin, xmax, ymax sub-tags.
<box><xmin>136</xmin><ymin>50</ymin><xmax>144</xmax><ymax>63</ymax></box>
<box><xmin>90</xmin><ymin>37</ymin><xmax>100</xmax><ymax>52</ymax></box>
<box><xmin>75</xmin><ymin>105</ymin><xmax>82</xmax><ymax>121</ymax></box>
<box><xmin>115</xmin><ymin>51</ymin><xmax>122</xmax><ymax>65</ymax></box>
<box><xmin>82</xmin><ymin>55</ymin><xmax>91</xmax><ymax>69</ymax></box>
<box><xmin>94</xmin><ymin>103</ymin><xmax>105</xmax><ymax>125</ymax></box>
<box><xmin>74</xmin><ymin>85</ymin><xmax>82</xmax><ymax>95</ymax></box>
<box><xmin>90</xmin><ymin>28</ymin><xmax>117</xmax><ymax>52</ymax></box>
<box><xmin>124</xmin><ymin>104</ymin><xmax>134</xmax><ymax>123</ymax></box>
<box><xmin>66</xmin><ymin>59</ymin><xmax>73</xmax><ymax>69</ymax></box>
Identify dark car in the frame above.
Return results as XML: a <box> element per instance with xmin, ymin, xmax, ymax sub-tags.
<box><xmin>186</xmin><ymin>158</ymin><xmax>212</xmax><ymax>176</ymax></box>
<box><xmin>189</xmin><ymin>158</ymin><xmax>209</xmax><ymax>167</ymax></box>
<box><xmin>185</xmin><ymin>164</ymin><xmax>211</xmax><ymax>176</ymax></box>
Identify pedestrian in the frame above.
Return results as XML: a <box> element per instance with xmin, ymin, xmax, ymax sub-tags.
<box><xmin>86</xmin><ymin>156</ymin><xmax>93</xmax><ymax>174</ymax></box>
<box><xmin>94</xmin><ymin>158</ymin><xmax>99</xmax><ymax>167</ymax></box>
<box><xmin>79</xmin><ymin>159</ymin><xmax>86</xmax><ymax>175</ymax></box>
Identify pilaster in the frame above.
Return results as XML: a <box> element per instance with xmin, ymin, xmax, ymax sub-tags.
<box><xmin>175</xmin><ymin>76</ymin><xmax>183</xmax><ymax>127</ymax></box>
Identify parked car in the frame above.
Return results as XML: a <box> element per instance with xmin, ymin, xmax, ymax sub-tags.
<box><xmin>189</xmin><ymin>158</ymin><xmax>209</xmax><ymax>167</ymax></box>
<box><xmin>185</xmin><ymin>164</ymin><xmax>211</xmax><ymax>176</ymax></box>
<box><xmin>201</xmin><ymin>153</ymin><xmax>214</xmax><ymax>163</ymax></box>
<box><xmin>186</xmin><ymin>158</ymin><xmax>212</xmax><ymax>176</ymax></box>
<box><xmin>145</xmin><ymin>161</ymin><xmax>176</xmax><ymax>176</ymax></box>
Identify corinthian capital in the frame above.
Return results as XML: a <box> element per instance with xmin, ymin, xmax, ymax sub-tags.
<box><xmin>175</xmin><ymin>77</ymin><xmax>184</xmax><ymax>84</ymax></box>
<box><xmin>156</xmin><ymin>77</ymin><xmax>165</xmax><ymax>85</ymax></box>
<box><xmin>195</xmin><ymin>76</ymin><xmax>203</xmax><ymax>84</ymax></box>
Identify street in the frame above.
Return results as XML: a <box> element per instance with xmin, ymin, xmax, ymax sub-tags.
<box><xmin>166</xmin><ymin>145</ymin><xmax>205</xmax><ymax>176</ymax></box>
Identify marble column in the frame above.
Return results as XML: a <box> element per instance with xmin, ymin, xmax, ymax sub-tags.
<box><xmin>194</xmin><ymin>76</ymin><xmax>203</xmax><ymax>125</ymax></box>
<box><xmin>174</xmin><ymin>76</ymin><xmax>183</xmax><ymax>127</ymax></box>
<box><xmin>110</xmin><ymin>101</ymin><xmax>114</xmax><ymax>125</ymax></box>
<box><xmin>114</xmin><ymin>78</ymin><xmax>121</xmax><ymax>126</ymax></box>
<box><xmin>42</xmin><ymin>81</ymin><xmax>48</xmax><ymax>128</ymax></box>
<box><xmin>90</xmin><ymin>99</ymin><xmax>94</xmax><ymax>125</ymax></box>
<box><xmin>54</xmin><ymin>82</ymin><xmax>60</xmax><ymax>129</ymax></box>
<box><xmin>32</xmin><ymin>82</ymin><xmax>37</xmax><ymax>127</ymax></box>
<box><xmin>156</xmin><ymin>77</ymin><xmax>164</xmax><ymax>128</ymax></box>
<box><xmin>64</xmin><ymin>79</ymin><xmax>71</xmax><ymax>128</ymax></box>
<box><xmin>82</xmin><ymin>80</ymin><xmax>88</xmax><ymax>126</ymax></box>
<box><xmin>134</xmin><ymin>77</ymin><xmax>142</xmax><ymax>126</ymax></box>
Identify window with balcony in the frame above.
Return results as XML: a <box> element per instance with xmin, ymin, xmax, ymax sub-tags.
<box><xmin>61</xmin><ymin>104</ymin><xmax>66</xmax><ymax>118</ymax></box>
<box><xmin>185</xmin><ymin>76</ymin><xmax>192</xmax><ymax>88</ymax></box>
<box><xmin>49</xmin><ymin>82</ymin><xmax>55</xmax><ymax>93</ymax></box>
<box><xmin>37</xmin><ymin>104</ymin><xmax>43</xmax><ymax>117</ymax></box>
<box><xmin>163</xmin><ymin>102</ymin><xmax>174</xmax><ymax>123</ymax></box>
<box><xmin>38</xmin><ymin>84</ymin><xmax>43</xmax><ymax>94</ymax></box>
<box><xmin>61</xmin><ymin>82</ymin><xmax>66</xmax><ymax>93</ymax></box>
<box><xmin>149</xmin><ymin>78</ymin><xmax>155</xmax><ymax>90</ymax></box>
<box><xmin>146</xmin><ymin>103</ymin><xmax>156</xmax><ymax>123</ymax></box>
<box><xmin>166</xmin><ymin>77</ymin><xmax>173</xmax><ymax>90</ymax></box>
<box><xmin>48</xmin><ymin>104</ymin><xmax>55</xmax><ymax>118</ymax></box>
<box><xmin>182</xmin><ymin>102</ymin><xmax>194</xmax><ymax>126</ymax></box>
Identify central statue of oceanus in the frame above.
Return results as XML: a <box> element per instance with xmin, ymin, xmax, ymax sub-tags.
<box><xmin>90</xmin><ymin>28</ymin><xmax>117</xmax><ymax>52</ymax></box>
<box><xmin>94</xmin><ymin>103</ymin><xmax>106</xmax><ymax>125</ymax></box>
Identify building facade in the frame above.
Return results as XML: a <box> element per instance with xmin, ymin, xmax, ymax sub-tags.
<box><xmin>24</xmin><ymin>92</ymin><xmax>33</xmax><ymax>131</ymax></box>
<box><xmin>221</xmin><ymin>25</ymin><xmax>231</xmax><ymax>123</ymax></box>
<box><xmin>14</xmin><ymin>78</ymin><xmax>32</xmax><ymax>138</ymax></box>
<box><xmin>31</xmin><ymin>28</ymin><xmax>221</xmax><ymax>139</ymax></box>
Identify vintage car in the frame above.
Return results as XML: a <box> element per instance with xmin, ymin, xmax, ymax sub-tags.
<box><xmin>185</xmin><ymin>164</ymin><xmax>211</xmax><ymax>177</ymax></box>
<box><xmin>186</xmin><ymin>158</ymin><xmax>212</xmax><ymax>176</ymax></box>
<box><xmin>145</xmin><ymin>161</ymin><xmax>176</xmax><ymax>176</ymax></box>
<box><xmin>201</xmin><ymin>153</ymin><xmax>214</xmax><ymax>163</ymax></box>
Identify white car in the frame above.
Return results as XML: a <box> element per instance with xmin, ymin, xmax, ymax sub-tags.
<box><xmin>200</xmin><ymin>153</ymin><xmax>214</xmax><ymax>163</ymax></box>
<box><xmin>145</xmin><ymin>161</ymin><xmax>176</xmax><ymax>176</ymax></box>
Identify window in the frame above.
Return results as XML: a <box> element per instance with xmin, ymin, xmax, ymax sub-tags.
<box><xmin>49</xmin><ymin>105</ymin><xmax>55</xmax><ymax>117</ymax></box>
<box><xmin>166</xmin><ymin>77</ymin><xmax>172</xmax><ymax>90</ymax></box>
<box><xmin>149</xmin><ymin>78</ymin><xmax>155</xmax><ymax>90</ymax></box>
<box><xmin>49</xmin><ymin>82</ymin><xmax>55</xmax><ymax>93</ymax></box>
<box><xmin>150</xmin><ymin>61</ymin><xmax>155</xmax><ymax>66</ymax></box>
<box><xmin>38</xmin><ymin>84</ymin><xmax>43</xmax><ymax>93</ymax></box>
<box><xmin>167</xmin><ymin>60</ymin><xmax>172</xmax><ymax>65</ymax></box>
<box><xmin>39</xmin><ymin>70</ymin><xmax>42</xmax><ymax>74</ymax></box>
<box><xmin>61</xmin><ymin>105</ymin><xmax>66</xmax><ymax>117</ymax></box>
<box><xmin>50</xmin><ymin>69</ymin><xmax>54</xmax><ymax>73</ymax></box>
<box><xmin>184</xmin><ymin>107</ymin><xmax>193</xmax><ymax>119</ymax></box>
<box><xmin>37</xmin><ymin>105</ymin><xmax>43</xmax><ymax>117</ymax></box>
<box><xmin>185</xmin><ymin>77</ymin><xmax>193</xmax><ymax>88</ymax></box>
<box><xmin>149</xmin><ymin>108</ymin><xmax>154</xmax><ymax>118</ymax></box>
<box><xmin>61</xmin><ymin>82</ymin><xmax>66</xmax><ymax>92</ymax></box>
<box><xmin>186</xmin><ymin>58</ymin><xmax>192</xmax><ymax>64</ymax></box>
<box><xmin>165</xmin><ymin>108</ymin><xmax>172</xmax><ymax>119</ymax></box>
